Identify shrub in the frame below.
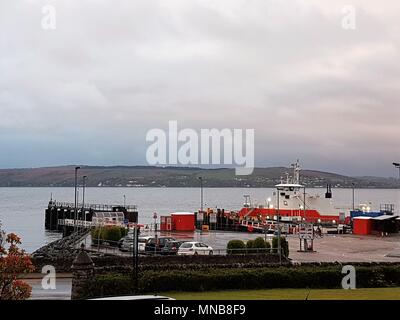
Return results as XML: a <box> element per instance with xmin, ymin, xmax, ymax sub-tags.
<box><xmin>253</xmin><ymin>237</ymin><xmax>266</xmax><ymax>248</ymax></box>
<box><xmin>0</xmin><ymin>233</ymin><xmax>35</xmax><ymax>300</ymax></box>
<box><xmin>246</xmin><ymin>240</ymin><xmax>254</xmax><ymax>248</ymax></box>
<box><xmin>227</xmin><ymin>240</ymin><xmax>246</xmax><ymax>254</ymax></box>
<box><xmin>104</xmin><ymin>227</ymin><xmax>123</xmax><ymax>242</ymax></box>
<box><xmin>272</xmin><ymin>236</ymin><xmax>289</xmax><ymax>257</ymax></box>
<box><xmin>77</xmin><ymin>265</ymin><xmax>400</xmax><ymax>299</ymax></box>
<box><xmin>91</xmin><ymin>226</ymin><xmax>128</xmax><ymax>246</ymax></box>
<box><xmin>80</xmin><ymin>274</ymin><xmax>134</xmax><ymax>299</ymax></box>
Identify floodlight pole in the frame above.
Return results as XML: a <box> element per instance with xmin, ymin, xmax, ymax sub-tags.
<box><xmin>74</xmin><ymin>166</ymin><xmax>80</xmax><ymax>234</ymax></box>
<box><xmin>393</xmin><ymin>163</ymin><xmax>400</xmax><ymax>180</ymax></box>
<box><xmin>277</xmin><ymin>188</ymin><xmax>281</xmax><ymax>264</ymax></box>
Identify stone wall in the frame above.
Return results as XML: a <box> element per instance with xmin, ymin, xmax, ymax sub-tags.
<box><xmin>32</xmin><ymin>253</ymin><xmax>286</xmax><ymax>273</ymax></box>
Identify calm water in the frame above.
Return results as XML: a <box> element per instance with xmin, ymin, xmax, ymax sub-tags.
<box><xmin>0</xmin><ymin>187</ymin><xmax>399</xmax><ymax>253</ymax></box>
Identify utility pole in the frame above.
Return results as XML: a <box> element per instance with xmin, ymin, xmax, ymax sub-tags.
<box><xmin>153</xmin><ymin>212</ymin><xmax>158</xmax><ymax>255</ymax></box>
<box><xmin>277</xmin><ymin>187</ymin><xmax>281</xmax><ymax>264</ymax></box>
<box><xmin>133</xmin><ymin>226</ymin><xmax>139</xmax><ymax>293</ymax></box>
<box><xmin>303</xmin><ymin>187</ymin><xmax>306</xmax><ymax>220</ymax></box>
<box><xmin>74</xmin><ymin>166</ymin><xmax>80</xmax><ymax>234</ymax></box>
<box><xmin>393</xmin><ymin>163</ymin><xmax>400</xmax><ymax>180</ymax></box>
<box><xmin>82</xmin><ymin>176</ymin><xmax>87</xmax><ymax>224</ymax></box>
<box><xmin>199</xmin><ymin>177</ymin><xmax>203</xmax><ymax>213</ymax></box>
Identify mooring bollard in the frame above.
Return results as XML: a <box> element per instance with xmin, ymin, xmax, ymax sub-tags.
<box><xmin>71</xmin><ymin>244</ymin><xmax>94</xmax><ymax>300</ymax></box>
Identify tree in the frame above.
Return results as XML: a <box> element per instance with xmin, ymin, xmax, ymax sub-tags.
<box><xmin>0</xmin><ymin>233</ymin><xmax>35</xmax><ymax>300</ymax></box>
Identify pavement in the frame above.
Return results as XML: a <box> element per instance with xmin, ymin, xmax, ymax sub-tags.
<box><xmin>25</xmin><ymin>275</ymin><xmax>72</xmax><ymax>300</ymax></box>
<box><xmin>84</xmin><ymin>230</ymin><xmax>400</xmax><ymax>262</ymax></box>
<box><xmin>149</xmin><ymin>230</ymin><xmax>400</xmax><ymax>263</ymax></box>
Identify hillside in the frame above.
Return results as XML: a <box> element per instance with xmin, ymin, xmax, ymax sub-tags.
<box><xmin>0</xmin><ymin>165</ymin><xmax>397</xmax><ymax>188</ymax></box>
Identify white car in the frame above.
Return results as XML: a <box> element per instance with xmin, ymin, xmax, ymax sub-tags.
<box><xmin>177</xmin><ymin>242</ymin><xmax>213</xmax><ymax>255</ymax></box>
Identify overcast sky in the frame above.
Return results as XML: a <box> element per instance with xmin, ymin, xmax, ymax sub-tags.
<box><xmin>0</xmin><ymin>0</ymin><xmax>399</xmax><ymax>177</ymax></box>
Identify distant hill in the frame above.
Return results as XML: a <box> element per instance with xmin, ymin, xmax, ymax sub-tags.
<box><xmin>0</xmin><ymin>165</ymin><xmax>398</xmax><ymax>188</ymax></box>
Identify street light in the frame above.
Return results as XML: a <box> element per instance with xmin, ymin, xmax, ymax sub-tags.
<box><xmin>198</xmin><ymin>177</ymin><xmax>204</xmax><ymax>213</ymax></box>
<box><xmin>393</xmin><ymin>163</ymin><xmax>400</xmax><ymax>180</ymax></box>
<box><xmin>82</xmin><ymin>176</ymin><xmax>87</xmax><ymax>224</ymax></box>
<box><xmin>123</xmin><ymin>194</ymin><xmax>126</xmax><ymax>207</ymax></box>
<box><xmin>351</xmin><ymin>183</ymin><xmax>355</xmax><ymax>211</ymax></box>
<box><xmin>276</xmin><ymin>187</ymin><xmax>282</xmax><ymax>264</ymax></box>
<box><xmin>74</xmin><ymin>166</ymin><xmax>81</xmax><ymax>233</ymax></box>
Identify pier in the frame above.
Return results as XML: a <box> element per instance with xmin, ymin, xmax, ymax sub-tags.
<box><xmin>45</xmin><ymin>200</ymin><xmax>138</xmax><ymax>236</ymax></box>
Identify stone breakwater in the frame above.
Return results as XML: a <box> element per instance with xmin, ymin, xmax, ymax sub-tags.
<box><xmin>32</xmin><ymin>230</ymin><xmax>90</xmax><ymax>260</ymax></box>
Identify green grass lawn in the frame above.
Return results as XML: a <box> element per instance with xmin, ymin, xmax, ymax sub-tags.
<box><xmin>162</xmin><ymin>288</ymin><xmax>400</xmax><ymax>300</ymax></box>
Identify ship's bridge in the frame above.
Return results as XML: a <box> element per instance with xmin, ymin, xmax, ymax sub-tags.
<box><xmin>275</xmin><ymin>183</ymin><xmax>304</xmax><ymax>190</ymax></box>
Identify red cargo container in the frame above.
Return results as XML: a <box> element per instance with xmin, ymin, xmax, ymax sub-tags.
<box><xmin>171</xmin><ymin>212</ymin><xmax>195</xmax><ymax>231</ymax></box>
<box><xmin>353</xmin><ymin>216</ymin><xmax>372</xmax><ymax>235</ymax></box>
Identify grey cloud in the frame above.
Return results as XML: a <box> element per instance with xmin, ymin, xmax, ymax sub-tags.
<box><xmin>0</xmin><ymin>0</ymin><xmax>399</xmax><ymax>176</ymax></box>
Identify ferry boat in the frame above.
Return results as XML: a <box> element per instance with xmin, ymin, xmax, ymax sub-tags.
<box><xmin>237</xmin><ymin>160</ymin><xmax>350</xmax><ymax>226</ymax></box>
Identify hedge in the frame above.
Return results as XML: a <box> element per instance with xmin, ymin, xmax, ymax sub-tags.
<box><xmin>91</xmin><ymin>226</ymin><xmax>128</xmax><ymax>245</ymax></box>
<box><xmin>227</xmin><ymin>240</ymin><xmax>246</xmax><ymax>254</ymax></box>
<box><xmin>81</xmin><ymin>274</ymin><xmax>134</xmax><ymax>299</ymax></box>
<box><xmin>78</xmin><ymin>265</ymin><xmax>400</xmax><ymax>299</ymax></box>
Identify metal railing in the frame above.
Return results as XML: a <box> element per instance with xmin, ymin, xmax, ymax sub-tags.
<box><xmin>51</xmin><ymin>201</ymin><xmax>138</xmax><ymax>211</ymax></box>
<box><xmin>88</xmin><ymin>239</ymin><xmax>284</xmax><ymax>257</ymax></box>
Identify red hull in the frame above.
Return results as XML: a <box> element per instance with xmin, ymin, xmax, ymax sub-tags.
<box><xmin>238</xmin><ymin>207</ymin><xmax>350</xmax><ymax>224</ymax></box>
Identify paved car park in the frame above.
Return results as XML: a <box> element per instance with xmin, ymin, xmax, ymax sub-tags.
<box><xmin>155</xmin><ymin>230</ymin><xmax>400</xmax><ymax>262</ymax></box>
<box><xmin>81</xmin><ymin>230</ymin><xmax>400</xmax><ymax>262</ymax></box>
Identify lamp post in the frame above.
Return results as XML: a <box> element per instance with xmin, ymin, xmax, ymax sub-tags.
<box><xmin>74</xmin><ymin>166</ymin><xmax>80</xmax><ymax>233</ymax></box>
<box><xmin>198</xmin><ymin>177</ymin><xmax>203</xmax><ymax>213</ymax></box>
<box><xmin>393</xmin><ymin>163</ymin><xmax>400</xmax><ymax>180</ymax></box>
<box><xmin>82</xmin><ymin>176</ymin><xmax>87</xmax><ymax>224</ymax></box>
<box><xmin>351</xmin><ymin>183</ymin><xmax>355</xmax><ymax>211</ymax></box>
<box><xmin>276</xmin><ymin>187</ymin><xmax>281</xmax><ymax>264</ymax></box>
<box><xmin>303</xmin><ymin>187</ymin><xmax>306</xmax><ymax>221</ymax></box>
<box><xmin>153</xmin><ymin>212</ymin><xmax>158</xmax><ymax>255</ymax></box>
<box><xmin>123</xmin><ymin>194</ymin><xmax>126</xmax><ymax>207</ymax></box>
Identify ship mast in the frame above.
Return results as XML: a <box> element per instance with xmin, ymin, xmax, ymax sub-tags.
<box><xmin>290</xmin><ymin>159</ymin><xmax>301</xmax><ymax>184</ymax></box>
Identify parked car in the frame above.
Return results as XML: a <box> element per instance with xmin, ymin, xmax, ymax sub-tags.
<box><xmin>160</xmin><ymin>240</ymin><xmax>184</xmax><ymax>255</ymax></box>
<box><xmin>138</xmin><ymin>236</ymin><xmax>153</xmax><ymax>253</ymax></box>
<box><xmin>119</xmin><ymin>236</ymin><xmax>133</xmax><ymax>252</ymax></box>
<box><xmin>119</xmin><ymin>236</ymin><xmax>153</xmax><ymax>253</ymax></box>
<box><xmin>177</xmin><ymin>242</ymin><xmax>213</xmax><ymax>255</ymax></box>
<box><xmin>145</xmin><ymin>237</ymin><xmax>176</xmax><ymax>254</ymax></box>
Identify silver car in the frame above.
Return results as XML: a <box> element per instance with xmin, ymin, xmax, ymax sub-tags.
<box><xmin>120</xmin><ymin>236</ymin><xmax>152</xmax><ymax>253</ymax></box>
<box><xmin>177</xmin><ymin>242</ymin><xmax>214</xmax><ymax>255</ymax></box>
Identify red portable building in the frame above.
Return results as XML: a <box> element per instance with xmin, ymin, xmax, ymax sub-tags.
<box><xmin>353</xmin><ymin>216</ymin><xmax>372</xmax><ymax>235</ymax></box>
<box><xmin>171</xmin><ymin>212</ymin><xmax>196</xmax><ymax>231</ymax></box>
